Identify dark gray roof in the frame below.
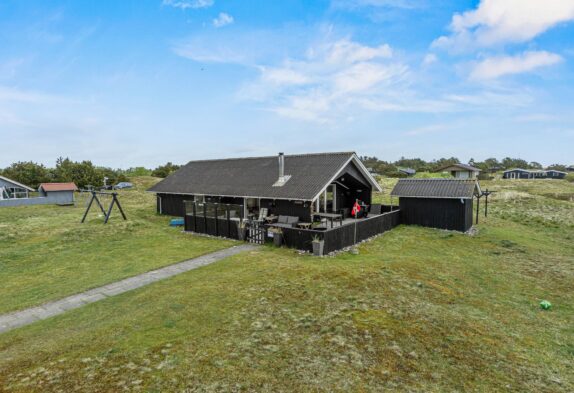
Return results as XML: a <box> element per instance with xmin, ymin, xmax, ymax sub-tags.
<box><xmin>437</xmin><ymin>163</ymin><xmax>481</xmax><ymax>172</ymax></box>
<box><xmin>148</xmin><ymin>152</ymin><xmax>379</xmax><ymax>200</ymax></box>
<box><xmin>398</xmin><ymin>167</ymin><xmax>416</xmax><ymax>175</ymax></box>
<box><xmin>390</xmin><ymin>179</ymin><xmax>480</xmax><ymax>199</ymax></box>
<box><xmin>503</xmin><ymin>168</ymin><xmax>531</xmax><ymax>173</ymax></box>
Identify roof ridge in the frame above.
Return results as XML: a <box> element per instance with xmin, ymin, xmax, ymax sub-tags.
<box><xmin>183</xmin><ymin>151</ymin><xmax>356</xmax><ymax>164</ymax></box>
<box><xmin>399</xmin><ymin>178</ymin><xmax>476</xmax><ymax>181</ymax></box>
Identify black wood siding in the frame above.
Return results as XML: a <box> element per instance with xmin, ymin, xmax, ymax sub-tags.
<box><xmin>260</xmin><ymin>199</ymin><xmax>312</xmax><ymax>222</ymax></box>
<box><xmin>399</xmin><ymin>197</ymin><xmax>473</xmax><ymax>232</ymax></box>
<box><xmin>157</xmin><ymin>193</ymin><xmax>191</xmax><ymax>217</ymax></box>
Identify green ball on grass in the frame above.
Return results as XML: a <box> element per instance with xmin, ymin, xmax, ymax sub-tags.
<box><xmin>540</xmin><ymin>300</ymin><xmax>552</xmax><ymax>310</ymax></box>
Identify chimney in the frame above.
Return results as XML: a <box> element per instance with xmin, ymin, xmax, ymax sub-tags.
<box><xmin>278</xmin><ymin>152</ymin><xmax>285</xmax><ymax>180</ymax></box>
<box><xmin>273</xmin><ymin>152</ymin><xmax>290</xmax><ymax>187</ymax></box>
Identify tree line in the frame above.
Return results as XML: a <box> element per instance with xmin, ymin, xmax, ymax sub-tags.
<box><xmin>359</xmin><ymin>156</ymin><xmax>571</xmax><ymax>178</ymax></box>
<box><xmin>2</xmin><ymin>156</ymin><xmax>570</xmax><ymax>189</ymax></box>
<box><xmin>0</xmin><ymin>159</ymin><xmax>181</xmax><ymax>189</ymax></box>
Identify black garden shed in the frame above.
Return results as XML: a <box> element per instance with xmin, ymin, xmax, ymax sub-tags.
<box><xmin>391</xmin><ymin>179</ymin><xmax>481</xmax><ymax>232</ymax></box>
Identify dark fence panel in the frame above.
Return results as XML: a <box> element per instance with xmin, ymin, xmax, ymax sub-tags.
<box><xmin>205</xmin><ymin>217</ymin><xmax>218</xmax><ymax>236</ymax></box>
<box><xmin>282</xmin><ymin>210</ymin><xmax>400</xmax><ymax>254</ymax></box>
<box><xmin>184</xmin><ymin>214</ymin><xmax>241</xmax><ymax>239</ymax></box>
<box><xmin>323</xmin><ymin>224</ymin><xmax>356</xmax><ymax>254</ymax></box>
<box><xmin>282</xmin><ymin>227</ymin><xmax>321</xmax><ymax>252</ymax></box>
<box><xmin>183</xmin><ymin>201</ymin><xmax>400</xmax><ymax>253</ymax></box>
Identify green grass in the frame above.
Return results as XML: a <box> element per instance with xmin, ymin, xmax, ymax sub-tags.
<box><xmin>0</xmin><ymin>177</ymin><xmax>234</xmax><ymax>314</ymax></box>
<box><xmin>0</xmin><ymin>178</ymin><xmax>572</xmax><ymax>392</ymax></box>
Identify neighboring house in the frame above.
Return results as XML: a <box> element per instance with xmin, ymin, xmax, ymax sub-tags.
<box><xmin>503</xmin><ymin>169</ymin><xmax>533</xmax><ymax>179</ymax></box>
<box><xmin>0</xmin><ymin>181</ymin><xmax>78</xmax><ymax>207</ymax></box>
<box><xmin>38</xmin><ymin>183</ymin><xmax>78</xmax><ymax>205</ymax></box>
<box><xmin>544</xmin><ymin>170</ymin><xmax>567</xmax><ymax>179</ymax></box>
<box><xmin>566</xmin><ymin>165</ymin><xmax>574</xmax><ymax>172</ymax></box>
<box><xmin>391</xmin><ymin>179</ymin><xmax>481</xmax><ymax>232</ymax></box>
<box><xmin>0</xmin><ymin>175</ymin><xmax>35</xmax><ymax>200</ymax></box>
<box><xmin>503</xmin><ymin>169</ymin><xmax>567</xmax><ymax>180</ymax></box>
<box><xmin>398</xmin><ymin>167</ymin><xmax>416</xmax><ymax>177</ymax></box>
<box><xmin>436</xmin><ymin>163</ymin><xmax>481</xmax><ymax>179</ymax></box>
<box><xmin>149</xmin><ymin>152</ymin><xmax>382</xmax><ymax>220</ymax></box>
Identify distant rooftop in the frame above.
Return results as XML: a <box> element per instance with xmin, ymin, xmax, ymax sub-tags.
<box><xmin>39</xmin><ymin>183</ymin><xmax>78</xmax><ymax>192</ymax></box>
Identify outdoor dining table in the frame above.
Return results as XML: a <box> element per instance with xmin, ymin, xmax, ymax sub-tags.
<box><xmin>313</xmin><ymin>212</ymin><xmax>343</xmax><ymax>229</ymax></box>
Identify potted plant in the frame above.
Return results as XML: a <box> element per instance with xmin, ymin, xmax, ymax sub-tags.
<box><xmin>238</xmin><ymin>220</ymin><xmax>248</xmax><ymax>241</ymax></box>
<box><xmin>312</xmin><ymin>235</ymin><xmax>324</xmax><ymax>256</ymax></box>
<box><xmin>269</xmin><ymin>227</ymin><xmax>283</xmax><ymax>247</ymax></box>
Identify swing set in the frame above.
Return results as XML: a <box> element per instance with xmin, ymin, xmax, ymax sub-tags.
<box><xmin>81</xmin><ymin>190</ymin><xmax>127</xmax><ymax>224</ymax></box>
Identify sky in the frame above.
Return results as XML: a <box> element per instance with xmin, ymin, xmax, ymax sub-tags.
<box><xmin>1</xmin><ymin>0</ymin><xmax>573</xmax><ymax>168</ymax></box>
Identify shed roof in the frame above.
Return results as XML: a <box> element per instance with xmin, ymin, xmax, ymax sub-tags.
<box><xmin>391</xmin><ymin>179</ymin><xmax>481</xmax><ymax>199</ymax></box>
<box><xmin>148</xmin><ymin>152</ymin><xmax>381</xmax><ymax>201</ymax></box>
<box><xmin>39</xmin><ymin>183</ymin><xmax>78</xmax><ymax>192</ymax></box>
<box><xmin>0</xmin><ymin>175</ymin><xmax>35</xmax><ymax>192</ymax></box>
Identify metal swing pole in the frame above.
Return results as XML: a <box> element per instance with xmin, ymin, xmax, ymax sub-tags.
<box><xmin>81</xmin><ymin>193</ymin><xmax>96</xmax><ymax>223</ymax></box>
<box><xmin>113</xmin><ymin>193</ymin><xmax>127</xmax><ymax>220</ymax></box>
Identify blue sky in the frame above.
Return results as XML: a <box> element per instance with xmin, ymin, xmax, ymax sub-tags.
<box><xmin>1</xmin><ymin>0</ymin><xmax>573</xmax><ymax>168</ymax></box>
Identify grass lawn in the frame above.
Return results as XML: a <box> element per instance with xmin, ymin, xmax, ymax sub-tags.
<box><xmin>0</xmin><ymin>177</ymin><xmax>235</xmax><ymax>314</ymax></box>
<box><xmin>0</xmin><ymin>178</ymin><xmax>572</xmax><ymax>392</ymax></box>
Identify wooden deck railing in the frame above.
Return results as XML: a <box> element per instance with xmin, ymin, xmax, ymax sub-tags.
<box><xmin>183</xmin><ymin>202</ymin><xmax>401</xmax><ymax>254</ymax></box>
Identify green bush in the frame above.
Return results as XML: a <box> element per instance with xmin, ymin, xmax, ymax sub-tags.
<box><xmin>566</xmin><ymin>173</ymin><xmax>574</xmax><ymax>183</ymax></box>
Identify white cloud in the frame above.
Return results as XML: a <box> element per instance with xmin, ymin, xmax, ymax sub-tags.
<box><xmin>259</xmin><ymin>67</ymin><xmax>309</xmax><ymax>86</ymax></box>
<box><xmin>433</xmin><ymin>0</ymin><xmax>574</xmax><ymax>50</ymax></box>
<box><xmin>238</xmin><ymin>38</ymin><xmax>409</xmax><ymax>122</ymax></box>
<box><xmin>162</xmin><ymin>0</ymin><xmax>213</xmax><ymax>10</ymax></box>
<box><xmin>213</xmin><ymin>12</ymin><xmax>234</xmax><ymax>28</ymax></box>
<box><xmin>172</xmin><ymin>27</ymin><xmax>309</xmax><ymax>65</ymax></box>
<box><xmin>422</xmin><ymin>53</ymin><xmax>437</xmax><ymax>66</ymax></box>
<box><xmin>323</xmin><ymin>40</ymin><xmax>392</xmax><ymax>64</ymax></box>
<box><xmin>470</xmin><ymin>51</ymin><xmax>562</xmax><ymax>80</ymax></box>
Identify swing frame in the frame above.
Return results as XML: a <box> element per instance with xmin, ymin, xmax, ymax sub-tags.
<box><xmin>81</xmin><ymin>190</ymin><xmax>127</xmax><ymax>224</ymax></box>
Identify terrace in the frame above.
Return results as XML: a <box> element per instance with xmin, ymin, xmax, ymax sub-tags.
<box><xmin>183</xmin><ymin>201</ymin><xmax>400</xmax><ymax>254</ymax></box>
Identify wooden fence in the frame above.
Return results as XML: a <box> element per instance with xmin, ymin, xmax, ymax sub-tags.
<box><xmin>184</xmin><ymin>202</ymin><xmax>242</xmax><ymax>239</ymax></box>
<box><xmin>282</xmin><ymin>209</ymin><xmax>400</xmax><ymax>253</ymax></box>
<box><xmin>183</xmin><ymin>200</ymin><xmax>400</xmax><ymax>254</ymax></box>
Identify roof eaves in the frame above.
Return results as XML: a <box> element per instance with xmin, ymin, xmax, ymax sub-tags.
<box><xmin>0</xmin><ymin>175</ymin><xmax>35</xmax><ymax>192</ymax></box>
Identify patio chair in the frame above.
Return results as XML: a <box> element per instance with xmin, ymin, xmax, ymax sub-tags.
<box><xmin>257</xmin><ymin>208</ymin><xmax>269</xmax><ymax>222</ymax></box>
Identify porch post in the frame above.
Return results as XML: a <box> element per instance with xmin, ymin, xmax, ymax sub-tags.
<box><xmin>333</xmin><ymin>184</ymin><xmax>337</xmax><ymax>213</ymax></box>
<box><xmin>323</xmin><ymin>188</ymin><xmax>327</xmax><ymax>212</ymax></box>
